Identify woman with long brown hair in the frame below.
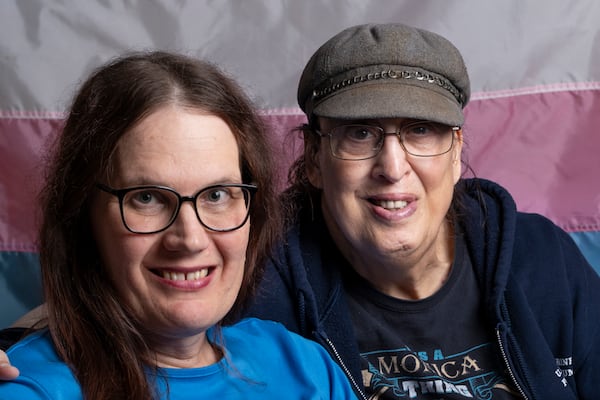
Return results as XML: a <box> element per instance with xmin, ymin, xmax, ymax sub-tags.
<box><xmin>0</xmin><ymin>51</ymin><xmax>356</xmax><ymax>399</ymax></box>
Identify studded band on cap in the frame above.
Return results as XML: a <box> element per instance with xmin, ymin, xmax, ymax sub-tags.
<box><xmin>312</xmin><ymin>68</ymin><xmax>466</xmax><ymax>106</ymax></box>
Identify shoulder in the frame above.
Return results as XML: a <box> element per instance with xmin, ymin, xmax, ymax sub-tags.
<box><xmin>459</xmin><ymin>178</ymin><xmax>517</xmax><ymax>219</ymax></box>
<box><xmin>224</xmin><ymin>318</ymin><xmax>308</xmax><ymax>345</ymax></box>
<box><xmin>219</xmin><ymin>319</ymin><xmax>356</xmax><ymax>398</ymax></box>
<box><xmin>6</xmin><ymin>330</ymin><xmax>58</xmax><ymax>365</ymax></box>
<box><xmin>221</xmin><ymin>318</ymin><xmax>357</xmax><ymax>397</ymax></box>
<box><xmin>513</xmin><ymin>211</ymin><xmax>587</xmax><ymax>265</ymax></box>
<box><xmin>223</xmin><ymin>318</ymin><xmax>329</xmax><ymax>360</ymax></box>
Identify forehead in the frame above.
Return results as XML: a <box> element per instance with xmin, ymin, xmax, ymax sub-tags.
<box><xmin>112</xmin><ymin>106</ymin><xmax>241</xmax><ymax>185</ymax></box>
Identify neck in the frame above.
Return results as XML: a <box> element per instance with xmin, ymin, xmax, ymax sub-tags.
<box><xmin>368</xmin><ymin>257</ymin><xmax>454</xmax><ymax>300</ymax></box>
<box><xmin>147</xmin><ymin>331</ymin><xmax>221</xmax><ymax>369</ymax></box>
<box><xmin>336</xmin><ymin>220</ymin><xmax>455</xmax><ymax>301</ymax></box>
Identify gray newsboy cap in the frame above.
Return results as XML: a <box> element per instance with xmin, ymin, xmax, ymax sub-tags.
<box><xmin>297</xmin><ymin>23</ymin><xmax>470</xmax><ymax>126</ymax></box>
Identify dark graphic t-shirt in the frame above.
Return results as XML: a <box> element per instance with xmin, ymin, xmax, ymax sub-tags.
<box><xmin>344</xmin><ymin>235</ymin><xmax>522</xmax><ymax>399</ymax></box>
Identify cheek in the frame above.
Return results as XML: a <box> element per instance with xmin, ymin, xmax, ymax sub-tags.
<box><xmin>215</xmin><ymin>225</ymin><xmax>250</xmax><ymax>272</ymax></box>
<box><xmin>320</xmin><ymin>157</ymin><xmax>366</xmax><ymax>193</ymax></box>
<box><xmin>410</xmin><ymin>158</ymin><xmax>457</xmax><ymax>196</ymax></box>
<box><xmin>97</xmin><ymin>230</ymin><xmax>150</xmax><ymax>285</ymax></box>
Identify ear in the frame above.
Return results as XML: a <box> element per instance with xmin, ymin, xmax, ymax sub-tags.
<box><xmin>305</xmin><ymin>134</ymin><xmax>323</xmax><ymax>189</ymax></box>
<box><xmin>452</xmin><ymin>128</ymin><xmax>463</xmax><ymax>183</ymax></box>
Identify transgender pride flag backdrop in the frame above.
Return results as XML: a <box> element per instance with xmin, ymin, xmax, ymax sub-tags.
<box><xmin>1</xmin><ymin>1</ymin><xmax>599</xmax><ymax>328</ymax></box>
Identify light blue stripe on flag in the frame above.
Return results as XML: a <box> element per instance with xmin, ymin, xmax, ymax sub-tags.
<box><xmin>0</xmin><ymin>252</ymin><xmax>43</xmax><ymax>329</ymax></box>
<box><xmin>569</xmin><ymin>231</ymin><xmax>600</xmax><ymax>276</ymax></box>
<box><xmin>0</xmin><ymin>232</ymin><xmax>597</xmax><ymax>329</ymax></box>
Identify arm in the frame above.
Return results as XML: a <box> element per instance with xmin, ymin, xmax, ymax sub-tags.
<box><xmin>566</xmin><ymin>235</ymin><xmax>600</xmax><ymax>400</ymax></box>
<box><xmin>513</xmin><ymin>214</ymin><xmax>600</xmax><ymax>399</ymax></box>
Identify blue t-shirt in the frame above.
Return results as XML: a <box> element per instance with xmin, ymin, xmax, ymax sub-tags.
<box><xmin>0</xmin><ymin>318</ymin><xmax>357</xmax><ymax>399</ymax></box>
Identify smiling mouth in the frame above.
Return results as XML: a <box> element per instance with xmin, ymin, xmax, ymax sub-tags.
<box><xmin>153</xmin><ymin>269</ymin><xmax>211</xmax><ymax>281</ymax></box>
<box><xmin>371</xmin><ymin>199</ymin><xmax>408</xmax><ymax>210</ymax></box>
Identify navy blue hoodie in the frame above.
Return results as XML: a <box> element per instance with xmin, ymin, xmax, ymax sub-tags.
<box><xmin>246</xmin><ymin>178</ymin><xmax>600</xmax><ymax>400</ymax></box>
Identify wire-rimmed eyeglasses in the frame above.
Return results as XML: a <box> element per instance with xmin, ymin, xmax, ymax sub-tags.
<box><xmin>316</xmin><ymin>120</ymin><xmax>460</xmax><ymax>160</ymax></box>
<box><xmin>97</xmin><ymin>183</ymin><xmax>257</xmax><ymax>234</ymax></box>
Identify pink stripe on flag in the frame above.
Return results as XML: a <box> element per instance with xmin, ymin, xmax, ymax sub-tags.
<box><xmin>464</xmin><ymin>89</ymin><xmax>600</xmax><ymax>232</ymax></box>
<box><xmin>2</xmin><ymin>89</ymin><xmax>599</xmax><ymax>252</ymax></box>
<box><xmin>0</xmin><ymin>117</ymin><xmax>62</xmax><ymax>252</ymax></box>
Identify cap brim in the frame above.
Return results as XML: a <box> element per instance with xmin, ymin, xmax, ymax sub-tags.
<box><xmin>312</xmin><ymin>81</ymin><xmax>464</xmax><ymax>126</ymax></box>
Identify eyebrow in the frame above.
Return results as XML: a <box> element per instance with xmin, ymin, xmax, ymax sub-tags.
<box><xmin>114</xmin><ymin>175</ymin><xmax>244</xmax><ymax>189</ymax></box>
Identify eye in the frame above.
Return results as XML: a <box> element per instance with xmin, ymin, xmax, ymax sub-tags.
<box><xmin>130</xmin><ymin>189</ymin><xmax>167</xmax><ymax>206</ymax></box>
<box><xmin>124</xmin><ymin>188</ymin><xmax>172</xmax><ymax>213</ymax></box>
<box><xmin>407</xmin><ymin>123</ymin><xmax>432</xmax><ymax>136</ymax></box>
<box><xmin>404</xmin><ymin>122</ymin><xmax>445</xmax><ymax>137</ymax></box>
<box><xmin>204</xmin><ymin>187</ymin><xmax>231</xmax><ymax>204</ymax></box>
<box><xmin>133</xmin><ymin>191</ymin><xmax>155</xmax><ymax>204</ymax></box>
<box><xmin>341</xmin><ymin>125</ymin><xmax>379</xmax><ymax>141</ymax></box>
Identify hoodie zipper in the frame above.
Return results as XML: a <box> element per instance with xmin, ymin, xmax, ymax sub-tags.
<box><xmin>495</xmin><ymin>327</ymin><xmax>529</xmax><ymax>400</ymax></box>
<box><xmin>323</xmin><ymin>336</ymin><xmax>368</xmax><ymax>400</ymax></box>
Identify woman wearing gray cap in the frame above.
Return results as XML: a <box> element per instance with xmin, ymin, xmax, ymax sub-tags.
<box><xmin>248</xmin><ymin>23</ymin><xmax>599</xmax><ymax>400</ymax></box>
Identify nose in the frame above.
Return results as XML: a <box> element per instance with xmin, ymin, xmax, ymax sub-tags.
<box><xmin>162</xmin><ymin>201</ymin><xmax>210</xmax><ymax>252</ymax></box>
<box><xmin>371</xmin><ymin>134</ymin><xmax>409</xmax><ymax>182</ymax></box>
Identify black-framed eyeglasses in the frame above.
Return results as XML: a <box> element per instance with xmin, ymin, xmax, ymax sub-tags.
<box><xmin>316</xmin><ymin>120</ymin><xmax>460</xmax><ymax>160</ymax></box>
<box><xmin>96</xmin><ymin>183</ymin><xmax>257</xmax><ymax>234</ymax></box>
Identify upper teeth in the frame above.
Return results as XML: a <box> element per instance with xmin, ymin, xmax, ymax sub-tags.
<box><xmin>162</xmin><ymin>269</ymin><xmax>209</xmax><ymax>281</ymax></box>
<box><xmin>378</xmin><ymin>200</ymin><xmax>408</xmax><ymax>209</ymax></box>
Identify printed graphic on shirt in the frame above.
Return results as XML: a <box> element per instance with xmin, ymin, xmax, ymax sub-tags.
<box><xmin>359</xmin><ymin>343</ymin><xmax>521</xmax><ymax>399</ymax></box>
<box><xmin>554</xmin><ymin>357</ymin><xmax>572</xmax><ymax>388</ymax></box>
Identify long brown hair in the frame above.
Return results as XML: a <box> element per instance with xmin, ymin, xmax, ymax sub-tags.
<box><xmin>39</xmin><ymin>51</ymin><xmax>280</xmax><ymax>399</ymax></box>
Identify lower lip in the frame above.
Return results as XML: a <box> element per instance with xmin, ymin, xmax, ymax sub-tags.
<box><xmin>370</xmin><ymin>201</ymin><xmax>417</xmax><ymax>221</ymax></box>
<box><xmin>155</xmin><ymin>272</ymin><xmax>213</xmax><ymax>291</ymax></box>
